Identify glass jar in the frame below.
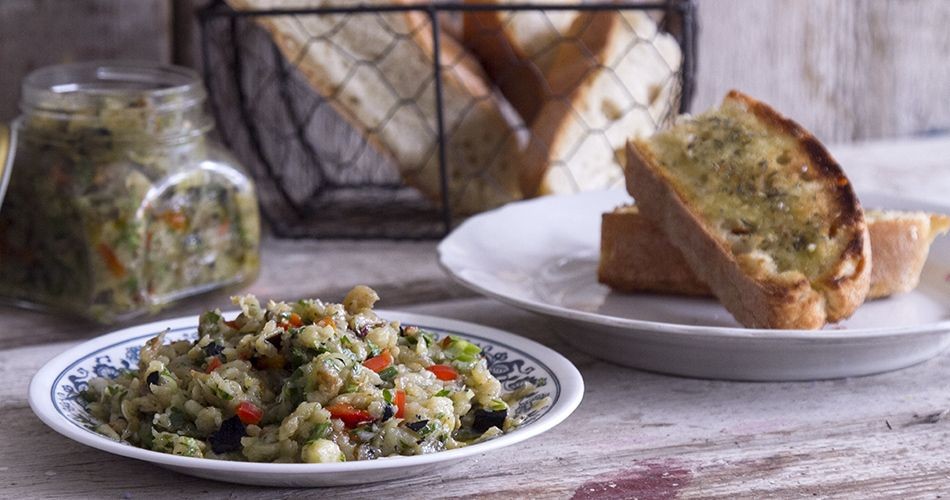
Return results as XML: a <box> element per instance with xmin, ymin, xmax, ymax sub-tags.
<box><xmin>0</xmin><ymin>61</ymin><xmax>260</xmax><ymax>322</ymax></box>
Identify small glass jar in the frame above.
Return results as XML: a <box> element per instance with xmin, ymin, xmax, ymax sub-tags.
<box><xmin>0</xmin><ymin>61</ymin><xmax>260</xmax><ymax>322</ymax></box>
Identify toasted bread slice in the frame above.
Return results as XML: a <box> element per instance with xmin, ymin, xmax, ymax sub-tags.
<box><xmin>865</xmin><ymin>210</ymin><xmax>950</xmax><ymax>297</ymax></box>
<box><xmin>599</xmin><ymin>205</ymin><xmax>950</xmax><ymax>300</ymax></box>
<box><xmin>624</xmin><ymin>90</ymin><xmax>871</xmax><ymax>329</ymax></box>
<box><xmin>598</xmin><ymin>205</ymin><xmax>712</xmax><ymax>296</ymax></box>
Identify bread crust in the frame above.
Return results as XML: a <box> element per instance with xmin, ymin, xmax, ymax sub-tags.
<box><xmin>598</xmin><ymin>206</ymin><xmax>710</xmax><ymax>296</ymax></box>
<box><xmin>600</xmin><ymin>206</ymin><xmax>949</xmax><ymax>300</ymax></box>
<box><xmin>867</xmin><ymin>212</ymin><xmax>950</xmax><ymax>297</ymax></box>
<box><xmin>624</xmin><ymin>91</ymin><xmax>871</xmax><ymax>329</ymax></box>
<box><xmin>461</xmin><ymin>0</ymin><xmax>550</xmax><ymax>123</ymax></box>
<box><xmin>225</xmin><ymin>0</ymin><xmax>524</xmax><ymax>214</ymax></box>
<box><xmin>519</xmin><ymin>11</ymin><xmax>621</xmax><ymax>197</ymax></box>
<box><xmin>520</xmin><ymin>11</ymin><xmax>682</xmax><ymax>198</ymax></box>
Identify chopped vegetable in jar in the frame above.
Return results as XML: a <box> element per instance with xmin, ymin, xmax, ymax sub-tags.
<box><xmin>0</xmin><ymin>62</ymin><xmax>260</xmax><ymax>322</ymax></box>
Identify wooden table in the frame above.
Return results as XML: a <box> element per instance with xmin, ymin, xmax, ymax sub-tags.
<box><xmin>2</xmin><ymin>136</ymin><xmax>949</xmax><ymax>499</ymax></box>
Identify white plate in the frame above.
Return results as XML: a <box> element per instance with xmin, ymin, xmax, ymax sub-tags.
<box><xmin>439</xmin><ymin>189</ymin><xmax>950</xmax><ymax>381</ymax></box>
<box><xmin>29</xmin><ymin>312</ymin><xmax>583</xmax><ymax>487</ymax></box>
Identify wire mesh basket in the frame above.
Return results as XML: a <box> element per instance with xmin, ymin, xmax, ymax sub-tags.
<box><xmin>199</xmin><ymin>1</ymin><xmax>696</xmax><ymax>239</ymax></box>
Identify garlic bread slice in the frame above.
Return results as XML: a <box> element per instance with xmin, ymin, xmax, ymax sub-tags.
<box><xmin>624</xmin><ymin>90</ymin><xmax>871</xmax><ymax>329</ymax></box>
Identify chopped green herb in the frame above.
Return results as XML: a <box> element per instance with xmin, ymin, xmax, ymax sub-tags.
<box><xmin>211</xmin><ymin>385</ymin><xmax>233</xmax><ymax>401</ymax></box>
<box><xmin>378</xmin><ymin>366</ymin><xmax>398</xmax><ymax>382</ymax></box>
<box><xmin>169</xmin><ymin>407</ymin><xmax>188</xmax><ymax>428</ymax></box>
<box><xmin>308</xmin><ymin>422</ymin><xmax>331</xmax><ymax>442</ymax></box>
<box><xmin>366</xmin><ymin>340</ymin><xmax>381</xmax><ymax>358</ymax></box>
<box><xmin>288</xmin><ymin>346</ymin><xmax>310</xmax><ymax>367</ymax></box>
<box><xmin>445</xmin><ymin>338</ymin><xmax>481</xmax><ymax>362</ymax></box>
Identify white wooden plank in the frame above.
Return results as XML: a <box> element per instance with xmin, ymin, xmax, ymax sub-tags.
<box><xmin>694</xmin><ymin>0</ymin><xmax>950</xmax><ymax>142</ymax></box>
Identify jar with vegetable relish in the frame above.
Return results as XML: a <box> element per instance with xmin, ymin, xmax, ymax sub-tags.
<box><xmin>0</xmin><ymin>61</ymin><xmax>260</xmax><ymax>322</ymax></box>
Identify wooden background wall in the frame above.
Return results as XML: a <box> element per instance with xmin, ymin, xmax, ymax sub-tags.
<box><xmin>692</xmin><ymin>0</ymin><xmax>950</xmax><ymax>143</ymax></box>
<box><xmin>0</xmin><ymin>0</ymin><xmax>171</xmax><ymax>122</ymax></box>
<box><xmin>1</xmin><ymin>0</ymin><xmax>947</xmax><ymax>144</ymax></box>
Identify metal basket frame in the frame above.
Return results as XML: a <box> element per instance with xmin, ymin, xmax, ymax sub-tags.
<box><xmin>199</xmin><ymin>1</ymin><xmax>697</xmax><ymax>239</ymax></box>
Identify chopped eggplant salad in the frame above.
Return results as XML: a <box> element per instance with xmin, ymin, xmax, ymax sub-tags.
<box><xmin>85</xmin><ymin>286</ymin><xmax>524</xmax><ymax>463</ymax></box>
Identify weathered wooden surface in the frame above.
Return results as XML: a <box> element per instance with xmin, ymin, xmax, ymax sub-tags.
<box><xmin>693</xmin><ymin>0</ymin><xmax>950</xmax><ymax>142</ymax></box>
<box><xmin>1</xmin><ymin>135</ymin><xmax>949</xmax><ymax>498</ymax></box>
<box><xmin>0</xmin><ymin>0</ymin><xmax>172</xmax><ymax>122</ymax></box>
<box><xmin>4</xmin><ymin>297</ymin><xmax>950</xmax><ymax>499</ymax></box>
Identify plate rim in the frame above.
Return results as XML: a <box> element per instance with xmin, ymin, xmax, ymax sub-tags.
<box><xmin>29</xmin><ymin>310</ymin><xmax>584</xmax><ymax>476</ymax></box>
<box><xmin>438</xmin><ymin>189</ymin><xmax>950</xmax><ymax>340</ymax></box>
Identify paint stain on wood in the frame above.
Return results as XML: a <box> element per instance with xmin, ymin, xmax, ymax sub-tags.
<box><xmin>571</xmin><ymin>460</ymin><xmax>690</xmax><ymax>500</ymax></box>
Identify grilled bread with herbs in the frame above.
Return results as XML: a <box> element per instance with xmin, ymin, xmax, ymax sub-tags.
<box><xmin>624</xmin><ymin>90</ymin><xmax>871</xmax><ymax>329</ymax></box>
<box><xmin>599</xmin><ymin>205</ymin><xmax>948</xmax><ymax>300</ymax></box>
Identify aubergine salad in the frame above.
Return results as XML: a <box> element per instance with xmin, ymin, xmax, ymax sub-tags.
<box><xmin>84</xmin><ymin>286</ymin><xmax>535</xmax><ymax>462</ymax></box>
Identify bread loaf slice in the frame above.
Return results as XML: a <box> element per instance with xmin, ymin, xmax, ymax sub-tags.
<box><xmin>225</xmin><ymin>0</ymin><xmax>524</xmax><ymax>214</ymax></box>
<box><xmin>521</xmin><ymin>10</ymin><xmax>682</xmax><ymax>197</ymax></box>
<box><xmin>599</xmin><ymin>205</ymin><xmax>949</xmax><ymax>300</ymax></box>
<box><xmin>461</xmin><ymin>0</ymin><xmax>578</xmax><ymax>123</ymax></box>
<box><xmin>625</xmin><ymin>90</ymin><xmax>871</xmax><ymax>329</ymax></box>
<box><xmin>865</xmin><ymin>210</ymin><xmax>950</xmax><ymax>297</ymax></box>
<box><xmin>598</xmin><ymin>204</ymin><xmax>711</xmax><ymax>296</ymax></box>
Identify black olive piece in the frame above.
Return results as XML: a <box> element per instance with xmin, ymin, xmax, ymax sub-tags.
<box><xmin>145</xmin><ymin>371</ymin><xmax>161</xmax><ymax>388</ymax></box>
<box><xmin>250</xmin><ymin>355</ymin><xmax>264</xmax><ymax>370</ymax></box>
<box><xmin>203</xmin><ymin>342</ymin><xmax>225</xmax><ymax>357</ymax></box>
<box><xmin>356</xmin><ymin>324</ymin><xmax>370</xmax><ymax>339</ymax></box>
<box><xmin>472</xmin><ymin>409</ymin><xmax>507</xmax><ymax>433</ymax></box>
<box><xmin>209</xmin><ymin>416</ymin><xmax>246</xmax><ymax>454</ymax></box>
<box><xmin>381</xmin><ymin>405</ymin><xmax>394</xmax><ymax>422</ymax></box>
<box><xmin>406</xmin><ymin>420</ymin><xmax>428</xmax><ymax>433</ymax></box>
<box><xmin>266</xmin><ymin>334</ymin><xmax>283</xmax><ymax>350</ymax></box>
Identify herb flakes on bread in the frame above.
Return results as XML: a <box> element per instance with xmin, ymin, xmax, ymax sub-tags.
<box><xmin>599</xmin><ymin>205</ymin><xmax>949</xmax><ymax>300</ymax></box>
<box><xmin>624</xmin><ymin>90</ymin><xmax>871</xmax><ymax>329</ymax></box>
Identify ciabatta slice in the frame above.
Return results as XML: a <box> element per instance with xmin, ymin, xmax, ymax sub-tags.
<box><xmin>625</xmin><ymin>90</ymin><xmax>871</xmax><ymax>329</ymax></box>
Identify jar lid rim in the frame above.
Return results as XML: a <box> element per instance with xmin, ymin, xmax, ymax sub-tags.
<box><xmin>21</xmin><ymin>61</ymin><xmax>206</xmax><ymax>112</ymax></box>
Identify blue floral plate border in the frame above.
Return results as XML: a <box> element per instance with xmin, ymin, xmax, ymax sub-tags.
<box><xmin>30</xmin><ymin>310</ymin><xmax>584</xmax><ymax>487</ymax></box>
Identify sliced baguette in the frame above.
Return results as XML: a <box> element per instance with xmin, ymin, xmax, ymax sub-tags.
<box><xmin>865</xmin><ymin>210</ymin><xmax>950</xmax><ymax>297</ymax></box>
<box><xmin>461</xmin><ymin>0</ymin><xmax>577</xmax><ymax>123</ymax></box>
<box><xmin>521</xmin><ymin>10</ymin><xmax>682</xmax><ymax>197</ymax></box>
<box><xmin>598</xmin><ymin>204</ymin><xmax>711</xmax><ymax>296</ymax></box>
<box><xmin>625</xmin><ymin>90</ymin><xmax>871</xmax><ymax>329</ymax></box>
<box><xmin>225</xmin><ymin>0</ymin><xmax>524</xmax><ymax>214</ymax></box>
<box><xmin>599</xmin><ymin>205</ymin><xmax>950</xmax><ymax>300</ymax></box>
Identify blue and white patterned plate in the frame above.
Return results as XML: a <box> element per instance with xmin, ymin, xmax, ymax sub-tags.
<box><xmin>29</xmin><ymin>311</ymin><xmax>584</xmax><ymax>487</ymax></box>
